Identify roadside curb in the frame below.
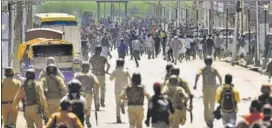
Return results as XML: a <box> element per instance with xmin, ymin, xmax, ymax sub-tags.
<box><xmin>222</xmin><ymin>59</ymin><xmax>264</xmax><ymax>74</ymax></box>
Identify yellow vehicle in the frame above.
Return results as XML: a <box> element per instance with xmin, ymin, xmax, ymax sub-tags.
<box><xmin>33</xmin><ymin>13</ymin><xmax>82</xmax><ymax>59</ymax></box>
<box><xmin>18</xmin><ymin>38</ymin><xmax>76</xmax><ymax>82</ymax></box>
<box><xmin>33</xmin><ymin>13</ymin><xmax>77</xmax><ymax>27</ymax></box>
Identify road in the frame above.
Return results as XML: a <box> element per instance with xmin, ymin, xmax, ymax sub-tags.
<box><xmin>16</xmin><ymin>50</ymin><xmax>268</xmax><ymax>128</ymax></box>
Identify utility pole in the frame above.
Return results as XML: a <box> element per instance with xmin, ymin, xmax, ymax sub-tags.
<box><xmin>26</xmin><ymin>2</ymin><xmax>33</xmax><ymax>29</ymax></box>
<box><xmin>22</xmin><ymin>1</ymin><xmax>26</xmax><ymax>42</ymax></box>
<box><xmin>255</xmin><ymin>1</ymin><xmax>260</xmax><ymax>66</ymax></box>
<box><xmin>226</xmin><ymin>7</ymin><xmax>228</xmax><ymax>49</ymax></box>
<box><xmin>177</xmin><ymin>0</ymin><xmax>180</xmax><ymax>28</ymax></box>
<box><xmin>8</xmin><ymin>2</ymin><xmax>15</xmax><ymax>67</ymax></box>
<box><xmin>232</xmin><ymin>1</ymin><xmax>242</xmax><ymax>65</ymax></box>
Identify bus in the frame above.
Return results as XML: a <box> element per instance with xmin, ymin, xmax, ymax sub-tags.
<box><xmin>33</xmin><ymin>13</ymin><xmax>82</xmax><ymax>59</ymax></box>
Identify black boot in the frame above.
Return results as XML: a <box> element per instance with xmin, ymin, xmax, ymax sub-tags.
<box><xmin>100</xmin><ymin>99</ymin><xmax>105</xmax><ymax>107</ymax></box>
<box><xmin>85</xmin><ymin>116</ymin><xmax>92</xmax><ymax>128</ymax></box>
<box><xmin>95</xmin><ymin>104</ymin><xmax>100</xmax><ymax>111</ymax></box>
<box><xmin>117</xmin><ymin>116</ymin><xmax>122</xmax><ymax>123</ymax></box>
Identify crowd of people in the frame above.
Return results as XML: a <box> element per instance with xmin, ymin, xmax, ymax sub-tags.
<box><xmin>2</xmin><ymin>19</ymin><xmax>272</xmax><ymax>128</ymax></box>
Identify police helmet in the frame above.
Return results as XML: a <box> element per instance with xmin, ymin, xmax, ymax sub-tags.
<box><xmin>204</xmin><ymin>56</ymin><xmax>213</xmax><ymax>65</ymax></box>
<box><xmin>4</xmin><ymin>67</ymin><xmax>14</xmax><ymax>77</ymax></box>
<box><xmin>25</xmin><ymin>68</ymin><xmax>35</xmax><ymax>79</ymax></box>
<box><xmin>170</xmin><ymin>66</ymin><xmax>180</xmax><ymax>76</ymax></box>
<box><xmin>95</xmin><ymin>45</ymin><xmax>102</xmax><ymax>53</ymax></box>
<box><xmin>166</xmin><ymin>64</ymin><xmax>173</xmax><ymax>72</ymax></box>
<box><xmin>81</xmin><ymin>62</ymin><xmax>90</xmax><ymax>70</ymax></box>
<box><xmin>46</xmin><ymin>64</ymin><xmax>57</xmax><ymax>75</ymax></box>
<box><xmin>261</xmin><ymin>83</ymin><xmax>271</xmax><ymax>94</ymax></box>
<box><xmin>68</xmin><ymin>79</ymin><xmax>82</xmax><ymax>92</ymax></box>
<box><xmin>168</xmin><ymin>75</ymin><xmax>178</xmax><ymax>86</ymax></box>
<box><xmin>116</xmin><ymin>58</ymin><xmax>125</xmax><ymax>67</ymax></box>
<box><xmin>131</xmin><ymin>72</ymin><xmax>141</xmax><ymax>86</ymax></box>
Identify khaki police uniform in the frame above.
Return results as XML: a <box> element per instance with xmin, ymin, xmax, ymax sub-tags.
<box><xmin>1</xmin><ymin>78</ymin><xmax>21</xmax><ymax>126</ymax></box>
<box><xmin>89</xmin><ymin>55</ymin><xmax>109</xmax><ymax>105</ymax></box>
<box><xmin>110</xmin><ymin>68</ymin><xmax>130</xmax><ymax>117</ymax></box>
<box><xmin>37</xmin><ymin>57</ymin><xmax>64</xmax><ymax>80</ymax></box>
<box><xmin>45</xmin><ymin>111</ymin><xmax>83</xmax><ymax>128</ymax></box>
<box><xmin>12</xmin><ymin>81</ymin><xmax>48</xmax><ymax>128</ymax></box>
<box><xmin>40</xmin><ymin>76</ymin><xmax>67</xmax><ymax>116</ymax></box>
<box><xmin>161</xmin><ymin>84</ymin><xmax>188</xmax><ymax>128</ymax></box>
<box><xmin>74</xmin><ymin>71</ymin><xmax>99</xmax><ymax>117</ymax></box>
<box><xmin>120</xmin><ymin>85</ymin><xmax>150</xmax><ymax>128</ymax></box>
<box><xmin>197</xmin><ymin>66</ymin><xmax>222</xmax><ymax>124</ymax></box>
<box><xmin>164</xmin><ymin>77</ymin><xmax>192</xmax><ymax>125</ymax></box>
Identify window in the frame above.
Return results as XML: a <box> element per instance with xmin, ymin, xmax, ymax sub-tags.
<box><xmin>41</xmin><ymin>21</ymin><xmax>77</xmax><ymax>27</ymax></box>
<box><xmin>32</xmin><ymin>44</ymin><xmax>73</xmax><ymax>57</ymax></box>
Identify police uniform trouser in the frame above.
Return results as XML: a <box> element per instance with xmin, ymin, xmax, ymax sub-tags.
<box><xmin>202</xmin><ymin>86</ymin><xmax>218</xmax><ymax>124</ymax></box>
<box><xmin>170</xmin><ymin>109</ymin><xmax>184</xmax><ymax>128</ymax></box>
<box><xmin>85</xmin><ymin>92</ymin><xmax>93</xmax><ymax>117</ymax></box>
<box><xmin>24</xmin><ymin>104</ymin><xmax>43</xmax><ymax>128</ymax></box>
<box><xmin>115</xmin><ymin>93</ymin><xmax>122</xmax><ymax>117</ymax></box>
<box><xmin>95</xmin><ymin>75</ymin><xmax>106</xmax><ymax>104</ymax></box>
<box><xmin>152</xmin><ymin>122</ymin><xmax>169</xmax><ymax>128</ymax></box>
<box><xmin>127</xmin><ymin>106</ymin><xmax>144</xmax><ymax>128</ymax></box>
<box><xmin>2</xmin><ymin>103</ymin><xmax>18</xmax><ymax>126</ymax></box>
<box><xmin>47</xmin><ymin>99</ymin><xmax>61</xmax><ymax>117</ymax></box>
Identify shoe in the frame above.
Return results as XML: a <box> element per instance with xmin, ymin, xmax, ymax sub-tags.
<box><xmin>95</xmin><ymin>104</ymin><xmax>100</xmax><ymax>111</ymax></box>
<box><xmin>117</xmin><ymin>116</ymin><xmax>122</xmax><ymax>123</ymax></box>
<box><xmin>86</xmin><ymin>116</ymin><xmax>92</xmax><ymax>128</ymax></box>
<box><xmin>100</xmin><ymin>99</ymin><xmax>105</xmax><ymax>107</ymax></box>
<box><xmin>120</xmin><ymin>102</ymin><xmax>125</xmax><ymax>114</ymax></box>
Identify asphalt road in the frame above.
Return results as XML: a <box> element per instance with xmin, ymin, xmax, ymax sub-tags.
<box><xmin>15</xmin><ymin>50</ymin><xmax>268</xmax><ymax>128</ymax></box>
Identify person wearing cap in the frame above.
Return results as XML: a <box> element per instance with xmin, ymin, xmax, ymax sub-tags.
<box><xmin>120</xmin><ymin>73</ymin><xmax>150</xmax><ymax>128</ymax></box>
<box><xmin>110</xmin><ymin>58</ymin><xmax>131</xmax><ymax>123</ymax></box>
<box><xmin>12</xmin><ymin>68</ymin><xmax>48</xmax><ymax>128</ymax></box>
<box><xmin>162</xmin><ymin>75</ymin><xmax>188</xmax><ymax>128</ymax></box>
<box><xmin>145</xmin><ymin>82</ymin><xmax>174</xmax><ymax>128</ymax></box>
<box><xmin>40</xmin><ymin>64</ymin><xmax>67</xmax><ymax>117</ymax></box>
<box><xmin>194</xmin><ymin>56</ymin><xmax>222</xmax><ymax>128</ymax></box>
<box><xmin>118</xmin><ymin>38</ymin><xmax>128</xmax><ymax>59</ymax></box>
<box><xmin>38</xmin><ymin>57</ymin><xmax>64</xmax><ymax>80</ymax></box>
<box><xmin>74</xmin><ymin>62</ymin><xmax>99</xmax><ymax>127</ymax></box>
<box><xmin>2</xmin><ymin>67</ymin><xmax>21</xmax><ymax>127</ymax></box>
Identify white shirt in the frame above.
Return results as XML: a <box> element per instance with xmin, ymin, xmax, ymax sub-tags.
<box><xmin>132</xmin><ymin>39</ymin><xmax>142</xmax><ymax>51</ymax></box>
<box><xmin>186</xmin><ymin>38</ymin><xmax>191</xmax><ymax>49</ymax></box>
<box><xmin>145</xmin><ymin>37</ymin><xmax>154</xmax><ymax>48</ymax></box>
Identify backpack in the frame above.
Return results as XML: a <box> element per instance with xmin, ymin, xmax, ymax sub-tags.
<box><xmin>126</xmin><ymin>86</ymin><xmax>144</xmax><ymax>105</ymax></box>
<box><xmin>154</xmin><ymin>96</ymin><xmax>169</xmax><ymax>113</ymax></box>
<box><xmin>70</xmin><ymin>98</ymin><xmax>85</xmax><ymax>124</ymax></box>
<box><xmin>220</xmin><ymin>87</ymin><xmax>236</xmax><ymax>113</ymax></box>
<box><xmin>23</xmin><ymin>81</ymin><xmax>39</xmax><ymax>106</ymax></box>
<box><xmin>173</xmin><ymin>88</ymin><xmax>184</xmax><ymax>110</ymax></box>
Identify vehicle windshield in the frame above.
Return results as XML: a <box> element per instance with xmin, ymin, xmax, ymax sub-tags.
<box><xmin>41</xmin><ymin>21</ymin><xmax>77</xmax><ymax>27</ymax></box>
<box><xmin>32</xmin><ymin>44</ymin><xmax>73</xmax><ymax>57</ymax></box>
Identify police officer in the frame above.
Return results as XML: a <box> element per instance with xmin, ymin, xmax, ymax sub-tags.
<box><xmin>2</xmin><ymin>67</ymin><xmax>21</xmax><ymax>127</ymax></box>
<box><xmin>161</xmin><ymin>75</ymin><xmax>188</xmax><ymax>128</ymax></box>
<box><xmin>162</xmin><ymin>64</ymin><xmax>174</xmax><ymax>85</ymax></box>
<box><xmin>40</xmin><ymin>64</ymin><xmax>67</xmax><ymax>117</ymax></box>
<box><xmin>74</xmin><ymin>62</ymin><xmax>99</xmax><ymax>127</ymax></box>
<box><xmin>120</xmin><ymin>73</ymin><xmax>150</xmax><ymax>128</ymax></box>
<box><xmin>170</xmin><ymin>66</ymin><xmax>193</xmax><ymax>125</ymax></box>
<box><xmin>12</xmin><ymin>68</ymin><xmax>49</xmax><ymax>128</ymax></box>
<box><xmin>145</xmin><ymin>82</ymin><xmax>175</xmax><ymax>128</ymax></box>
<box><xmin>89</xmin><ymin>45</ymin><xmax>110</xmax><ymax>108</ymax></box>
<box><xmin>109</xmin><ymin>58</ymin><xmax>130</xmax><ymax>123</ymax></box>
<box><xmin>38</xmin><ymin>57</ymin><xmax>64</xmax><ymax>80</ymax></box>
<box><xmin>194</xmin><ymin>56</ymin><xmax>222</xmax><ymax>128</ymax></box>
<box><xmin>61</xmin><ymin>79</ymin><xmax>87</xmax><ymax>125</ymax></box>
